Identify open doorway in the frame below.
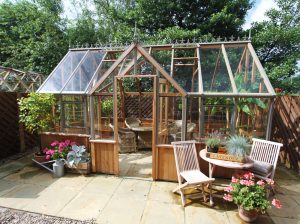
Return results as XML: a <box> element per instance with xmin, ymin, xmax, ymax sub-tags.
<box><xmin>114</xmin><ymin>76</ymin><xmax>155</xmax><ymax>179</ymax></box>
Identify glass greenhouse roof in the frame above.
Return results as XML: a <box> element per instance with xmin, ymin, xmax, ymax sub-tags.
<box><xmin>37</xmin><ymin>41</ymin><xmax>275</xmax><ymax>96</ymax></box>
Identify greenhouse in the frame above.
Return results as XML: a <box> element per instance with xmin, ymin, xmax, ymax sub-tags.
<box><xmin>37</xmin><ymin>40</ymin><xmax>276</xmax><ymax>179</ymax></box>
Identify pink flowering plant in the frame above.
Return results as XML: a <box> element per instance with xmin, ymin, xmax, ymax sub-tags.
<box><xmin>43</xmin><ymin>140</ymin><xmax>75</xmax><ymax>160</ymax></box>
<box><xmin>223</xmin><ymin>172</ymin><xmax>282</xmax><ymax>213</ymax></box>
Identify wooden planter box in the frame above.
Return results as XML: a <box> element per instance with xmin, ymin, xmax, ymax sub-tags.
<box><xmin>206</xmin><ymin>152</ymin><xmax>246</xmax><ymax>163</ymax></box>
<box><xmin>65</xmin><ymin>161</ymin><xmax>91</xmax><ymax>175</ymax></box>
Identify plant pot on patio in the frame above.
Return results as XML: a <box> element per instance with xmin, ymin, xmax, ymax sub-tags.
<box><xmin>238</xmin><ymin>206</ymin><xmax>258</xmax><ymax>223</ymax></box>
<box><xmin>33</xmin><ymin>153</ymin><xmax>47</xmax><ymax>163</ymax></box>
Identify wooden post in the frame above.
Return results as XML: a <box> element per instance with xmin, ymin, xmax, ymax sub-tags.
<box><xmin>199</xmin><ymin>97</ymin><xmax>205</xmax><ymax>138</ymax></box>
<box><xmin>266</xmin><ymin>98</ymin><xmax>275</xmax><ymax>140</ymax></box>
<box><xmin>60</xmin><ymin>95</ymin><xmax>64</xmax><ymax>132</ymax></box>
<box><xmin>152</xmin><ymin>76</ymin><xmax>159</xmax><ymax>179</ymax></box>
<box><xmin>84</xmin><ymin>96</ymin><xmax>89</xmax><ymax>134</ymax></box>
<box><xmin>90</xmin><ymin>95</ymin><xmax>95</xmax><ymax>139</ymax></box>
<box><xmin>181</xmin><ymin>97</ymin><xmax>187</xmax><ymax>141</ymax></box>
<box><xmin>17</xmin><ymin>93</ymin><xmax>26</xmax><ymax>152</ymax></box>
<box><xmin>231</xmin><ymin>98</ymin><xmax>238</xmax><ymax>135</ymax></box>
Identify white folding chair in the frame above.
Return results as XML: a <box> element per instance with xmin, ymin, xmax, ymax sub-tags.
<box><xmin>249</xmin><ymin>138</ymin><xmax>283</xmax><ymax>193</ymax></box>
<box><xmin>172</xmin><ymin>140</ymin><xmax>215</xmax><ymax>206</ymax></box>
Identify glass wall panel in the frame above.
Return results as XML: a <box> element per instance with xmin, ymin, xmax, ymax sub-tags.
<box><xmin>157</xmin><ymin>96</ymin><xmax>183</xmax><ymax>144</ymax></box>
<box><xmin>61</xmin><ymin>95</ymin><xmax>87</xmax><ymax>134</ymax></box>
<box><xmin>203</xmin><ymin>97</ymin><xmax>233</xmax><ymax>141</ymax></box>
<box><xmin>235</xmin><ymin>97</ymin><xmax>269</xmax><ymax>139</ymax></box>
<box><xmin>230</xmin><ymin>48</ymin><xmax>268</xmax><ymax>93</ymax></box>
<box><xmin>151</xmin><ymin>49</ymin><xmax>172</xmax><ymax>73</ymax></box>
<box><xmin>94</xmin><ymin>95</ymin><xmax>114</xmax><ymax>140</ymax></box>
<box><xmin>62</xmin><ymin>50</ymin><xmax>104</xmax><ymax>93</ymax></box>
<box><xmin>39</xmin><ymin>51</ymin><xmax>86</xmax><ymax>92</ymax></box>
<box><xmin>200</xmin><ymin>47</ymin><xmax>233</xmax><ymax>93</ymax></box>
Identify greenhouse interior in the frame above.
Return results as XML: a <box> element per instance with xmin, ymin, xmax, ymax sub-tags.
<box><xmin>37</xmin><ymin>40</ymin><xmax>276</xmax><ymax>179</ymax></box>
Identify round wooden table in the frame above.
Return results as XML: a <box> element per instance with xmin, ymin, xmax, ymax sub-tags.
<box><xmin>131</xmin><ymin>127</ymin><xmax>152</xmax><ymax>149</ymax></box>
<box><xmin>200</xmin><ymin>149</ymin><xmax>254</xmax><ymax>204</ymax></box>
<box><xmin>200</xmin><ymin>149</ymin><xmax>254</xmax><ymax>178</ymax></box>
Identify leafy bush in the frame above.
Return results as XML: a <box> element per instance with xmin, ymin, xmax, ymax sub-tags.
<box><xmin>66</xmin><ymin>145</ymin><xmax>90</xmax><ymax>167</ymax></box>
<box><xmin>18</xmin><ymin>93</ymin><xmax>56</xmax><ymax>134</ymax></box>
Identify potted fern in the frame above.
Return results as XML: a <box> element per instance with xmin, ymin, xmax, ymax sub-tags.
<box><xmin>226</xmin><ymin>135</ymin><xmax>251</xmax><ymax>162</ymax></box>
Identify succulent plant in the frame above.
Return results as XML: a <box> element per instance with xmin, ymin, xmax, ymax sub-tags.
<box><xmin>226</xmin><ymin>135</ymin><xmax>251</xmax><ymax>157</ymax></box>
<box><xmin>206</xmin><ymin>138</ymin><xmax>221</xmax><ymax>148</ymax></box>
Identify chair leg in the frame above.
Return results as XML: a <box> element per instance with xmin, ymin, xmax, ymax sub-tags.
<box><xmin>180</xmin><ymin>189</ymin><xmax>186</xmax><ymax>206</ymax></box>
<box><xmin>209</xmin><ymin>183</ymin><xmax>214</xmax><ymax>207</ymax></box>
<box><xmin>201</xmin><ymin>184</ymin><xmax>207</xmax><ymax>202</ymax></box>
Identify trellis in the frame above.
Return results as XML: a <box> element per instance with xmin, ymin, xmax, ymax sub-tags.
<box><xmin>0</xmin><ymin>66</ymin><xmax>45</xmax><ymax>93</ymax></box>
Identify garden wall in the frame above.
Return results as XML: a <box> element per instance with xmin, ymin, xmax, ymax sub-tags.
<box><xmin>0</xmin><ymin>92</ymin><xmax>39</xmax><ymax>159</ymax></box>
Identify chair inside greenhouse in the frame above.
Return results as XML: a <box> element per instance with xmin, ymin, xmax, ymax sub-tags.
<box><xmin>37</xmin><ymin>40</ymin><xmax>276</xmax><ymax>180</ymax></box>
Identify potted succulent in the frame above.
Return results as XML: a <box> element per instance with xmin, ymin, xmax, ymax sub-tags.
<box><xmin>226</xmin><ymin>135</ymin><xmax>251</xmax><ymax>161</ymax></box>
<box><xmin>206</xmin><ymin>138</ymin><xmax>221</xmax><ymax>153</ymax></box>
<box><xmin>224</xmin><ymin>172</ymin><xmax>282</xmax><ymax>222</ymax></box>
<box><xmin>65</xmin><ymin>144</ymin><xmax>91</xmax><ymax>174</ymax></box>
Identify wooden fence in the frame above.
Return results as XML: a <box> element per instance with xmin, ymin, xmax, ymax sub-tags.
<box><xmin>0</xmin><ymin>92</ymin><xmax>39</xmax><ymax>159</ymax></box>
<box><xmin>272</xmin><ymin>95</ymin><xmax>300</xmax><ymax>173</ymax></box>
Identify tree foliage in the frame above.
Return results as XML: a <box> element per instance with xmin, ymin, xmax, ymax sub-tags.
<box><xmin>0</xmin><ymin>0</ymin><xmax>68</xmax><ymax>74</ymax></box>
<box><xmin>251</xmin><ymin>0</ymin><xmax>300</xmax><ymax>93</ymax></box>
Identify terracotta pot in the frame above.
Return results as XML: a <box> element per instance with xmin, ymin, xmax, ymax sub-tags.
<box><xmin>33</xmin><ymin>153</ymin><xmax>47</xmax><ymax>163</ymax></box>
<box><xmin>238</xmin><ymin>206</ymin><xmax>259</xmax><ymax>223</ymax></box>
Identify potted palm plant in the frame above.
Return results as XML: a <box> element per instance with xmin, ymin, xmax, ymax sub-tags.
<box><xmin>224</xmin><ymin>172</ymin><xmax>282</xmax><ymax>222</ymax></box>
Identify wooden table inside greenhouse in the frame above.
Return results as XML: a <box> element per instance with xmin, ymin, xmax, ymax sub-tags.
<box><xmin>131</xmin><ymin>126</ymin><xmax>152</xmax><ymax>149</ymax></box>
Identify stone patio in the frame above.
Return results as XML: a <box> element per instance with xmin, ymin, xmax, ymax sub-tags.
<box><xmin>0</xmin><ymin>154</ymin><xmax>299</xmax><ymax>224</ymax></box>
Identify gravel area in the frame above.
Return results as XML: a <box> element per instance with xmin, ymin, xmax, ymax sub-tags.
<box><xmin>0</xmin><ymin>207</ymin><xmax>96</xmax><ymax>224</ymax></box>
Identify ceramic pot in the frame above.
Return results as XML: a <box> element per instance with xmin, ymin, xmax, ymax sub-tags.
<box><xmin>207</xmin><ymin>146</ymin><xmax>218</xmax><ymax>153</ymax></box>
<box><xmin>238</xmin><ymin>206</ymin><xmax>259</xmax><ymax>223</ymax></box>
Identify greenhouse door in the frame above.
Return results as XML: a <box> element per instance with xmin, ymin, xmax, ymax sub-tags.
<box><xmin>113</xmin><ymin>75</ymin><xmax>158</xmax><ymax>178</ymax></box>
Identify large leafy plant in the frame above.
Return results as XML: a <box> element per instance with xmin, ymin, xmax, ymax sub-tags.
<box><xmin>18</xmin><ymin>93</ymin><xmax>56</xmax><ymax>134</ymax></box>
<box><xmin>224</xmin><ymin>172</ymin><xmax>282</xmax><ymax>213</ymax></box>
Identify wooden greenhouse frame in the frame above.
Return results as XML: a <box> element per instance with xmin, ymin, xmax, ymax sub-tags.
<box><xmin>37</xmin><ymin>40</ymin><xmax>276</xmax><ymax>181</ymax></box>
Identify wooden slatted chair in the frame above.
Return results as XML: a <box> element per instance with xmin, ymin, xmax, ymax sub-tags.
<box><xmin>172</xmin><ymin>140</ymin><xmax>215</xmax><ymax>206</ymax></box>
<box><xmin>249</xmin><ymin>138</ymin><xmax>283</xmax><ymax>193</ymax></box>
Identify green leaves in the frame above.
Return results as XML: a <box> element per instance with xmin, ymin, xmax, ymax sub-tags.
<box><xmin>18</xmin><ymin>93</ymin><xmax>56</xmax><ymax>134</ymax></box>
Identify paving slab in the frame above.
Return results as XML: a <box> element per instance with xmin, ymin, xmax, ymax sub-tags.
<box><xmin>96</xmin><ymin>198</ymin><xmax>147</xmax><ymax>224</ymax></box>
<box><xmin>23</xmin><ymin>184</ymin><xmax>80</xmax><ymax>215</ymax></box>
<box><xmin>49</xmin><ymin>174</ymin><xmax>94</xmax><ymax>191</ymax></box>
<box><xmin>267</xmin><ymin>194</ymin><xmax>300</xmax><ymax>219</ymax></box>
<box><xmin>58</xmin><ymin>191</ymin><xmax>111</xmax><ymax>220</ymax></box>
<box><xmin>111</xmin><ymin>178</ymin><xmax>151</xmax><ymax>201</ymax></box>
<box><xmin>271</xmin><ymin>217</ymin><xmax>300</xmax><ymax>224</ymax></box>
<box><xmin>0</xmin><ymin>179</ymin><xmax>24</xmax><ymax>197</ymax></box>
<box><xmin>0</xmin><ymin>183</ymin><xmax>46</xmax><ymax>209</ymax></box>
<box><xmin>186</xmin><ymin>206</ymin><xmax>229</xmax><ymax>224</ymax></box>
<box><xmin>148</xmin><ymin>181</ymin><xmax>179</xmax><ymax>204</ymax></box>
<box><xmin>141</xmin><ymin>200</ymin><xmax>184</xmax><ymax>224</ymax></box>
<box><xmin>82</xmin><ymin>175</ymin><xmax>122</xmax><ymax>195</ymax></box>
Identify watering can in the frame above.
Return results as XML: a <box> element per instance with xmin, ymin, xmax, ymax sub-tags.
<box><xmin>32</xmin><ymin>158</ymin><xmax>65</xmax><ymax>177</ymax></box>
